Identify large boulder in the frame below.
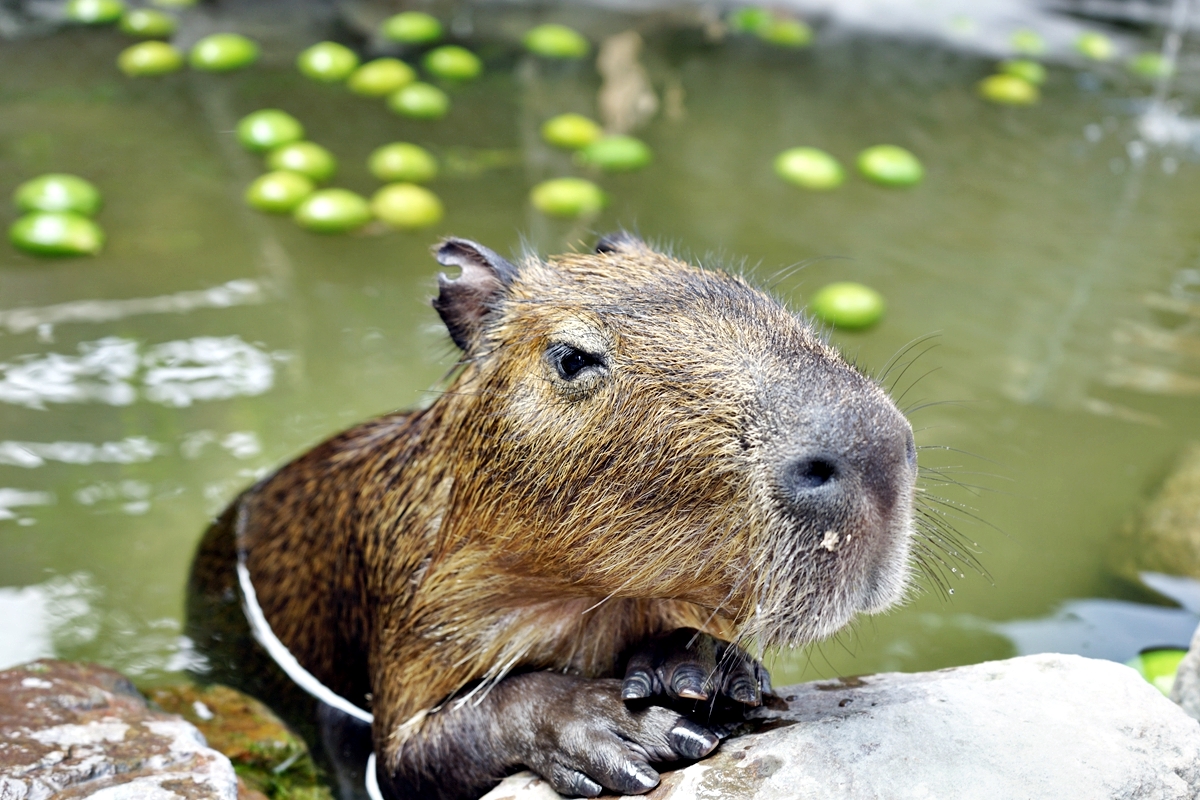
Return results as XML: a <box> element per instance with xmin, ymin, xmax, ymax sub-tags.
<box><xmin>0</xmin><ymin>660</ymin><xmax>238</xmax><ymax>800</ymax></box>
<box><xmin>1173</xmin><ymin>622</ymin><xmax>1200</xmax><ymax>721</ymax></box>
<box><xmin>483</xmin><ymin>654</ymin><xmax>1200</xmax><ymax>800</ymax></box>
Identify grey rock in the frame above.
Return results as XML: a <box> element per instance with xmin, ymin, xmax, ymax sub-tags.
<box><xmin>0</xmin><ymin>660</ymin><xmax>238</xmax><ymax>800</ymax></box>
<box><xmin>482</xmin><ymin>654</ymin><xmax>1200</xmax><ymax>800</ymax></box>
<box><xmin>1172</xmin><ymin>622</ymin><xmax>1200</xmax><ymax>722</ymax></box>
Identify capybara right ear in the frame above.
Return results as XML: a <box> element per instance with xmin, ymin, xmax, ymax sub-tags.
<box><xmin>432</xmin><ymin>238</ymin><xmax>518</xmax><ymax>351</ymax></box>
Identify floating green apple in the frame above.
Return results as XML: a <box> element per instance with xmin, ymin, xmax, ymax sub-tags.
<box><xmin>297</xmin><ymin>41</ymin><xmax>360</xmax><ymax>83</ymax></box>
<box><xmin>371</xmin><ymin>183</ymin><xmax>443</xmax><ymax>229</ymax></box>
<box><xmin>348</xmin><ymin>58</ymin><xmax>416</xmax><ymax>97</ymax></box>
<box><xmin>368</xmin><ymin>143</ymin><xmax>438</xmax><ymax>184</ymax></box>
<box><xmin>857</xmin><ymin>145</ymin><xmax>923</xmax><ymax>187</ymax></box>
<box><xmin>380</xmin><ymin>11</ymin><xmax>442</xmax><ymax>44</ymax></box>
<box><xmin>530</xmin><ymin>178</ymin><xmax>607</xmax><ymax>218</ymax></box>
<box><xmin>774</xmin><ymin>147</ymin><xmax>844</xmax><ymax>190</ymax></box>
<box><xmin>245</xmin><ymin>171</ymin><xmax>315</xmax><ymax>214</ymax></box>
<box><xmin>190</xmin><ymin>33</ymin><xmax>260</xmax><ymax>72</ymax></box>
<box><xmin>118</xmin><ymin>41</ymin><xmax>184</xmax><ymax>76</ymax></box>
<box><xmin>293</xmin><ymin>189</ymin><xmax>372</xmax><ymax>233</ymax></box>
<box><xmin>809</xmin><ymin>282</ymin><xmax>885</xmax><ymax>330</ymax></box>
<box><xmin>10</xmin><ymin>213</ymin><xmax>105</xmax><ymax>256</ymax></box>
<box><xmin>523</xmin><ymin>24</ymin><xmax>590</xmax><ymax>59</ymax></box>
<box><xmin>14</xmin><ymin>174</ymin><xmax>102</xmax><ymax>216</ymax></box>
<box><xmin>236</xmin><ymin>110</ymin><xmax>305</xmax><ymax>154</ymax></box>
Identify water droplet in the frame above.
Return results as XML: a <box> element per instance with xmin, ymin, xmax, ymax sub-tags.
<box><xmin>948</xmin><ymin>588</ymin><xmax>955</xmax><ymax>595</ymax></box>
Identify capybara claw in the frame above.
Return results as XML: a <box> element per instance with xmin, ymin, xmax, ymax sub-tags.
<box><xmin>623</xmin><ymin>627</ymin><xmax>770</xmax><ymax>713</ymax></box>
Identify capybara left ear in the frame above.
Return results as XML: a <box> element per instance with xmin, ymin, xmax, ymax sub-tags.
<box><xmin>594</xmin><ymin>231</ymin><xmax>646</xmax><ymax>255</ymax></box>
<box><xmin>432</xmin><ymin>238</ymin><xmax>517</xmax><ymax>351</ymax></box>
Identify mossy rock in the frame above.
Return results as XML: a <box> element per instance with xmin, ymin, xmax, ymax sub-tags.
<box><xmin>1109</xmin><ymin>442</ymin><xmax>1200</xmax><ymax>585</ymax></box>
<box><xmin>147</xmin><ymin>683</ymin><xmax>334</xmax><ymax>800</ymax></box>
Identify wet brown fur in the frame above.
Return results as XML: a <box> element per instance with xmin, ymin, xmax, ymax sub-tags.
<box><xmin>216</xmin><ymin>235</ymin><xmax>916</xmax><ymax>785</ymax></box>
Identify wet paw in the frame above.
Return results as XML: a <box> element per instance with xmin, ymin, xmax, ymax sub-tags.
<box><xmin>519</xmin><ymin>677</ymin><xmax>718</xmax><ymax>797</ymax></box>
<box><xmin>621</xmin><ymin>627</ymin><xmax>773</xmax><ymax>709</ymax></box>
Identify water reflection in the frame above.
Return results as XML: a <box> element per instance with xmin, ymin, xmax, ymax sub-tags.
<box><xmin>0</xmin><ymin>431</ymin><xmax>264</xmax><ymax>469</ymax></box>
<box><xmin>75</xmin><ymin>479</ymin><xmax>157</xmax><ymax>515</ymax></box>
<box><xmin>0</xmin><ymin>572</ymin><xmax>206</xmax><ymax>677</ymax></box>
<box><xmin>828</xmin><ymin>573</ymin><xmax>1200</xmax><ymax>676</ymax></box>
<box><xmin>181</xmin><ymin>430</ymin><xmax>262</xmax><ymax>460</ymax></box>
<box><xmin>0</xmin><ymin>336</ymin><xmax>285</xmax><ymax>409</ymax></box>
<box><xmin>0</xmin><ymin>338</ymin><xmax>138</xmax><ymax>408</ymax></box>
<box><xmin>142</xmin><ymin>337</ymin><xmax>281</xmax><ymax>408</ymax></box>
<box><xmin>997</xmin><ymin>598</ymin><xmax>1199</xmax><ymax>662</ymax></box>
<box><xmin>0</xmin><ymin>487</ymin><xmax>54</xmax><ymax>523</ymax></box>
<box><xmin>0</xmin><ymin>573</ymin><xmax>95</xmax><ymax>669</ymax></box>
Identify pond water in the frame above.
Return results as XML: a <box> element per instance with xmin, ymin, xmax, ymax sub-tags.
<box><xmin>2</xmin><ymin>0</ymin><xmax>1200</xmax><ymax>697</ymax></box>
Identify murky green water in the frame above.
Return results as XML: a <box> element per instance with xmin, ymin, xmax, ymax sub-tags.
<box><xmin>2</xmin><ymin>1</ymin><xmax>1200</xmax><ymax>695</ymax></box>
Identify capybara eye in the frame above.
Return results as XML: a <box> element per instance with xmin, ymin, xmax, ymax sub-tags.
<box><xmin>550</xmin><ymin>343</ymin><xmax>605</xmax><ymax>380</ymax></box>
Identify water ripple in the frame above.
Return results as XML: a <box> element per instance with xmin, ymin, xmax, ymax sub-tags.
<box><xmin>0</xmin><ymin>437</ymin><xmax>162</xmax><ymax>468</ymax></box>
<box><xmin>0</xmin><ymin>280</ymin><xmax>269</xmax><ymax>336</ymax></box>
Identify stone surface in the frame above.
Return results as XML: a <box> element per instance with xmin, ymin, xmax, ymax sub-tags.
<box><xmin>482</xmin><ymin>654</ymin><xmax>1200</xmax><ymax>800</ymax></box>
<box><xmin>1172</xmin><ymin>622</ymin><xmax>1200</xmax><ymax>722</ymax></box>
<box><xmin>0</xmin><ymin>659</ymin><xmax>237</xmax><ymax>800</ymax></box>
<box><xmin>1111</xmin><ymin>442</ymin><xmax>1200</xmax><ymax>584</ymax></box>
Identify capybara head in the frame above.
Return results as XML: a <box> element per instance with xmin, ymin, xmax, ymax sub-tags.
<box><xmin>430</xmin><ymin>233</ymin><xmax>916</xmax><ymax>648</ymax></box>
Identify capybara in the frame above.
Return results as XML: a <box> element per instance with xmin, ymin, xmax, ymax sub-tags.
<box><xmin>189</xmin><ymin>233</ymin><xmax>917</xmax><ymax>799</ymax></box>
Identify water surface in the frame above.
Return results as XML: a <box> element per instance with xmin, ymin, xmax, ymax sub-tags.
<box><xmin>2</xmin><ymin>1</ymin><xmax>1200</xmax><ymax>690</ymax></box>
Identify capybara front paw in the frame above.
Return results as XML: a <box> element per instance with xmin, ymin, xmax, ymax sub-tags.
<box><xmin>621</xmin><ymin>627</ymin><xmax>772</xmax><ymax>708</ymax></box>
<box><xmin>520</xmin><ymin>677</ymin><xmax>718</xmax><ymax>797</ymax></box>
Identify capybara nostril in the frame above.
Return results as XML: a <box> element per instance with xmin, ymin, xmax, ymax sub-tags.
<box><xmin>787</xmin><ymin>455</ymin><xmax>840</xmax><ymax>494</ymax></box>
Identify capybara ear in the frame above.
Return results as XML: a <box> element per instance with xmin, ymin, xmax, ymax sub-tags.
<box><xmin>594</xmin><ymin>231</ymin><xmax>646</xmax><ymax>255</ymax></box>
<box><xmin>432</xmin><ymin>238</ymin><xmax>518</xmax><ymax>351</ymax></box>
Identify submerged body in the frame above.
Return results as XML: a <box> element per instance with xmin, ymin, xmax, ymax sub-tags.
<box><xmin>190</xmin><ymin>234</ymin><xmax>918</xmax><ymax>799</ymax></box>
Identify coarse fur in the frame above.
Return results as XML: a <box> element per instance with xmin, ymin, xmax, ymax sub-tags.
<box><xmin>193</xmin><ymin>233</ymin><xmax>917</xmax><ymax>799</ymax></box>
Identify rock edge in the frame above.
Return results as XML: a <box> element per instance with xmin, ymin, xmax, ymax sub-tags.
<box><xmin>0</xmin><ymin>660</ymin><xmax>238</xmax><ymax>800</ymax></box>
<box><xmin>483</xmin><ymin>653</ymin><xmax>1200</xmax><ymax>800</ymax></box>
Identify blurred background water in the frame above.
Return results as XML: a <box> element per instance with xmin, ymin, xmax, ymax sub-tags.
<box><xmin>2</xmin><ymin>0</ymin><xmax>1200</xmax><ymax>690</ymax></box>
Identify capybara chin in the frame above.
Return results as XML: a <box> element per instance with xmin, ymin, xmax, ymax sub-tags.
<box><xmin>189</xmin><ymin>232</ymin><xmax>917</xmax><ymax>800</ymax></box>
